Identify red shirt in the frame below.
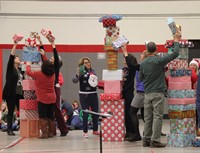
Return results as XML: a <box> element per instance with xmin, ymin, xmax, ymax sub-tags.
<box><xmin>26</xmin><ymin>65</ymin><xmax>56</xmax><ymax>104</ymax></box>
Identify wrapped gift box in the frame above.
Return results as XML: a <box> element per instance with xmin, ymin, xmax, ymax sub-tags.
<box><xmin>106</xmin><ymin>26</ymin><xmax>120</xmax><ymax>38</ymax></box>
<box><xmin>103</xmin><ymin>18</ymin><xmax>116</xmax><ymax>27</ymax></box>
<box><xmin>104</xmin><ymin>81</ymin><xmax>122</xmax><ymax>94</ymax></box>
<box><xmin>23</xmin><ymin>46</ymin><xmax>41</xmax><ymax>62</ymax></box>
<box><xmin>168</xmin><ymin>98</ymin><xmax>195</xmax><ymax>105</ymax></box>
<box><xmin>178</xmin><ymin>48</ymin><xmax>189</xmax><ymax>59</ymax></box>
<box><xmin>20</xmin><ymin>99</ymin><xmax>38</xmax><ymax>110</ymax></box>
<box><xmin>102</xmin><ymin>69</ymin><xmax>123</xmax><ymax>81</ymax></box>
<box><xmin>22</xmin><ymin>80</ymin><xmax>35</xmax><ymax>90</ymax></box>
<box><xmin>23</xmin><ymin>90</ymin><xmax>37</xmax><ymax>100</ymax></box>
<box><xmin>168</xmin><ymin>104</ymin><xmax>196</xmax><ymax>111</ymax></box>
<box><xmin>20</xmin><ymin>109</ymin><xmax>39</xmax><ymax>120</ymax></box>
<box><xmin>168</xmin><ymin>133</ymin><xmax>196</xmax><ymax>147</ymax></box>
<box><xmin>112</xmin><ymin>36</ymin><xmax>129</xmax><ymax>50</ymax></box>
<box><xmin>168</xmin><ymin>110</ymin><xmax>196</xmax><ymax>119</ymax></box>
<box><xmin>20</xmin><ymin>119</ymin><xmax>39</xmax><ymax>138</ymax></box>
<box><xmin>40</xmin><ymin>28</ymin><xmax>55</xmax><ymax>43</ymax></box>
<box><xmin>12</xmin><ymin>34</ymin><xmax>24</xmax><ymax>42</ymax></box>
<box><xmin>170</xmin><ymin>69</ymin><xmax>192</xmax><ymax>77</ymax></box>
<box><xmin>168</xmin><ymin>48</ymin><xmax>189</xmax><ymax>59</ymax></box>
<box><xmin>168</xmin><ymin>82</ymin><xmax>191</xmax><ymax>90</ymax></box>
<box><xmin>99</xmin><ymin>14</ymin><xmax>123</xmax><ymax>22</ymax></box>
<box><xmin>167</xmin><ymin>59</ymin><xmax>188</xmax><ymax>70</ymax></box>
<box><xmin>25</xmin><ymin>38</ymin><xmax>37</xmax><ymax>47</ymax></box>
<box><xmin>104</xmin><ymin>36</ymin><xmax>113</xmax><ymax>46</ymax></box>
<box><xmin>100</xmin><ymin>93</ymin><xmax>122</xmax><ymax>101</ymax></box>
<box><xmin>165</xmin><ymin>40</ymin><xmax>194</xmax><ymax>48</ymax></box>
<box><xmin>100</xmin><ymin>99</ymin><xmax>125</xmax><ymax>141</ymax></box>
<box><xmin>168</xmin><ymin>90</ymin><xmax>195</xmax><ymax>98</ymax></box>
<box><xmin>168</xmin><ymin>76</ymin><xmax>191</xmax><ymax>82</ymax></box>
<box><xmin>21</xmin><ymin>63</ymin><xmax>41</xmax><ymax>72</ymax></box>
<box><xmin>170</xmin><ymin>118</ymin><xmax>196</xmax><ymax>134</ymax></box>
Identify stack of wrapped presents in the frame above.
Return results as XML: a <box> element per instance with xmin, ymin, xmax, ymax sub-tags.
<box><xmin>19</xmin><ymin>33</ymin><xmax>41</xmax><ymax>138</ymax></box>
<box><xmin>98</xmin><ymin>15</ymin><xmax>125</xmax><ymax>141</ymax></box>
<box><xmin>166</xmin><ymin>39</ymin><xmax>196</xmax><ymax>147</ymax></box>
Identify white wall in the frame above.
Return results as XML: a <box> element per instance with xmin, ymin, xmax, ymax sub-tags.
<box><xmin>0</xmin><ymin>1</ymin><xmax>200</xmax><ymax>44</ymax></box>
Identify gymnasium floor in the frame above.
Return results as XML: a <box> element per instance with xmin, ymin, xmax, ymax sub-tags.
<box><xmin>0</xmin><ymin>120</ymin><xmax>199</xmax><ymax>153</ymax></box>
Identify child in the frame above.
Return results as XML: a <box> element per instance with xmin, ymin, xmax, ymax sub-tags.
<box><xmin>69</xmin><ymin>101</ymin><xmax>83</xmax><ymax>130</ymax></box>
<box><xmin>1</xmin><ymin>103</ymin><xmax>19</xmax><ymax>132</ymax></box>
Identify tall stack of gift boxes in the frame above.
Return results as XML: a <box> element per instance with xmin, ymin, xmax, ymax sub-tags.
<box><xmin>98</xmin><ymin>15</ymin><xmax>125</xmax><ymax>141</ymax></box>
<box><xmin>166</xmin><ymin>38</ymin><xmax>196</xmax><ymax>147</ymax></box>
<box><xmin>19</xmin><ymin>33</ymin><xmax>41</xmax><ymax>138</ymax></box>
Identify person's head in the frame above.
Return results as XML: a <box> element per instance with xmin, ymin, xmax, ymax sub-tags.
<box><xmin>189</xmin><ymin>59</ymin><xmax>199</xmax><ymax>73</ymax></box>
<box><xmin>79</xmin><ymin>57</ymin><xmax>91</xmax><ymax>70</ymax></box>
<box><xmin>140</xmin><ymin>50</ymin><xmax>148</xmax><ymax>61</ymax></box>
<box><xmin>72</xmin><ymin>100</ymin><xmax>79</xmax><ymax>109</ymax></box>
<box><xmin>41</xmin><ymin>60</ymin><xmax>55</xmax><ymax>76</ymax></box>
<box><xmin>146</xmin><ymin>42</ymin><xmax>157</xmax><ymax>54</ymax></box>
<box><xmin>50</xmin><ymin>56</ymin><xmax>63</xmax><ymax>69</ymax></box>
<box><xmin>1</xmin><ymin>103</ymin><xmax>7</xmax><ymax>112</ymax></box>
<box><xmin>14</xmin><ymin>55</ymin><xmax>21</xmax><ymax>66</ymax></box>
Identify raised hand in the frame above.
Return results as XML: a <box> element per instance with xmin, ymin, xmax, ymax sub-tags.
<box><xmin>38</xmin><ymin>49</ymin><xmax>45</xmax><ymax>55</ymax></box>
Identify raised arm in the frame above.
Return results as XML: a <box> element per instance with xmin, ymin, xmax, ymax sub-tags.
<box><xmin>157</xmin><ymin>28</ymin><xmax>181</xmax><ymax>65</ymax></box>
<box><xmin>36</xmin><ymin>34</ymin><xmax>48</xmax><ymax>62</ymax></box>
<box><xmin>121</xmin><ymin>44</ymin><xmax>140</xmax><ymax>71</ymax></box>
<box><xmin>50</xmin><ymin>39</ymin><xmax>59</xmax><ymax>84</ymax></box>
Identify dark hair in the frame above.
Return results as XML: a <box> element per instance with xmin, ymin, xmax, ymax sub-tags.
<box><xmin>128</xmin><ymin>53</ymin><xmax>138</xmax><ymax>65</ymax></box>
<box><xmin>41</xmin><ymin>60</ymin><xmax>55</xmax><ymax>76</ymax></box>
<box><xmin>147</xmin><ymin>42</ymin><xmax>157</xmax><ymax>53</ymax></box>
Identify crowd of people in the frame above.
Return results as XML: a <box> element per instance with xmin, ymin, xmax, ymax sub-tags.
<box><xmin>0</xmin><ymin>26</ymin><xmax>199</xmax><ymax>148</ymax></box>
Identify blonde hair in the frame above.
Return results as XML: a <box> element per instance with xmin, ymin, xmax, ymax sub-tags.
<box><xmin>78</xmin><ymin>57</ymin><xmax>91</xmax><ymax>67</ymax></box>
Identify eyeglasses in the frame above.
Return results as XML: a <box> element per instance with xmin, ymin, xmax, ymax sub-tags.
<box><xmin>84</xmin><ymin>61</ymin><xmax>90</xmax><ymax>64</ymax></box>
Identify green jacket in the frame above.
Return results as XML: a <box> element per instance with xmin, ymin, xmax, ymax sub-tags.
<box><xmin>139</xmin><ymin>42</ymin><xmax>179</xmax><ymax>93</ymax></box>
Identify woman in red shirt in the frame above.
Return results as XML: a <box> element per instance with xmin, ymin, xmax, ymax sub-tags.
<box><xmin>26</xmin><ymin>60</ymin><xmax>56</xmax><ymax>138</ymax></box>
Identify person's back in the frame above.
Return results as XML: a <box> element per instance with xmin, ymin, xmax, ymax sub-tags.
<box><xmin>140</xmin><ymin>42</ymin><xmax>179</xmax><ymax>93</ymax></box>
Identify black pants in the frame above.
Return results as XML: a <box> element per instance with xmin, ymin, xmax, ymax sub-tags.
<box><xmin>79</xmin><ymin>93</ymin><xmax>99</xmax><ymax>133</ymax></box>
<box><xmin>129</xmin><ymin>106</ymin><xmax>144</xmax><ymax>136</ymax></box>
<box><xmin>38</xmin><ymin>102</ymin><xmax>55</xmax><ymax>120</ymax></box>
<box><xmin>6</xmin><ymin>94</ymin><xmax>23</xmax><ymax>131</ymax></box>
<box><xmin>123</xmin><ymin>91</ymin><xmax>134</xmax><ymax>134</ymax></box>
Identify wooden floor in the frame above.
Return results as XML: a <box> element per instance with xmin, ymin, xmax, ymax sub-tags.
<box><xmin>0</xmin><ymin>120</ymin><xmax>199</xmax><ymax>153</ymax></box>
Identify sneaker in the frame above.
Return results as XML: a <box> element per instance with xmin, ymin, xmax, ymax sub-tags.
<box><xmin>84</xmin><ymin>133</ymin><xmax>88</xmax><ymax>138</ymax></box>
<box><xmin>143</xmin><ymin>138</ymin><xmax>150</xmax><ymax>147</ymax></box>
<box><xmin>150</xmin><ymin>141</ymin><xmax>166</xmax><ymax>148</ymax></box>
<box><xmin>92</xmin><ymin>131</ymin><xmax>100</xmax><ymax>135</ymax></box>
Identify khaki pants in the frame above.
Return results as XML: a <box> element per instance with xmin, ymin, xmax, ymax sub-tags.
<box><xmin>143</xmin><ymin>92</ymin><xmax>165</xmax><ymax>142</ymax></box>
